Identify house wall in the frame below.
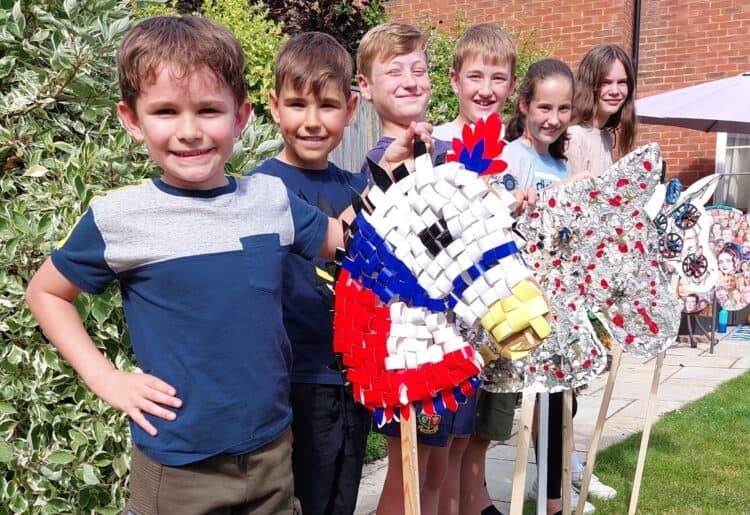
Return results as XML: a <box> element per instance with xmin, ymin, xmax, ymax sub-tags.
<box><xmin>385</xmin><ymin>0</ymin><xmax>750</xmax><ymax>183</ymax></box>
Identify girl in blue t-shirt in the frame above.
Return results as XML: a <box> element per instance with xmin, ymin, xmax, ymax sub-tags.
<box><xmin>503</xmin><ymin>59</ymin><xmax>596</xmax><ymax>515</ymax></box>
<box><xmin>503</xmin><ymin>58</ymin><xmax>575</xmax><ymax>192</ymax></box>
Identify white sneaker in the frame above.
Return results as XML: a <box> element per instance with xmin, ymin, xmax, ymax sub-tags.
<box><xmin>570</xmin><ymin>488</ymin><xmax>596</xmax><ymax>514</ymax></box>
<box><xmin>572</xmin><ymin>472</ymin><xmax>618</xmax><ymax>500</ymax></box>
<box><xmin>525</xmin><ymin>480</ymin><xmax>596</xmax><ymax>514</ymax></box>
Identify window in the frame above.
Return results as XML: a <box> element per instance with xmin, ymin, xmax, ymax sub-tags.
<box><xmin>714</xmin><ymin>133</ymin><xmax>750</xmax><ymax>211</ymax></box>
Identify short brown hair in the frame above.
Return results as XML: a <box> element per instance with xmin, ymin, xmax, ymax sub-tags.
<box><xmin>274</xmin><ymin>32</ymin><xmax>353</xmax><ymax>100</ymax></box>
<box><xmin>357</xmin><ymin>22</ymin><xmax>426</xmax><ymax>80</ymax></box>
<box><xmin>452</xmin><ymin>23</ymin><xmax>517</xmax><ymax>75</ymax></box>
<box><xmin>117</xmin><ymin>16</ymin><xmax>247</xmax><ymax>109</ymax></box>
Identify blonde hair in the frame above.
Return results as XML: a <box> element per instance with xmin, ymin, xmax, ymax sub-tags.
<box><xmin>452</xmin><ymin>23</ymin><xmax>517</xmax><ymax>75</ymax></box>
<box><xmin>275</xmin><ymin>32</ymin><xmax>353</xmax><ymax>100</ymax></box>
<box><xmin>357</xmin><ymin>22</ymin><xmax>426</xmax><ymax>79</ymax></box>
<box><xmin>117</xmin><ymin>16</ymin><xmax>246</xmax><ymax>109</ymax></box>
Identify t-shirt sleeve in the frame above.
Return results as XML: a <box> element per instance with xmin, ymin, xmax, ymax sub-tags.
<box><xmin>349</xmin><ymin>170</ymin><xmax>368</xmax><ymax>194</ymax></box>
<box><xmin>50</xmin><ymin>209</ymin><xmax>115</xmax><ymax>294</ymax></box>
<box><xmin>565</xmin><ymin>126</ymin><xmax>590</xmax><ymax>175</ymax></box>
<box><xmin>503</xmin><ymin>143</ymin><xmax>535</xmax><ymax>190</ymax></box>
<box><xmin>286</xmin><ymin>188</ymin><xmax>329</xmax><ymax>259</ymax></box>
<box><xmin>432</xmin><ymin>123</ymin><xmax>458</xmax><ymax>143</ymax></box>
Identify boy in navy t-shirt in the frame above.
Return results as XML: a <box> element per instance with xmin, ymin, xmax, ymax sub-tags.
<box><xmin>250</xmin><ymin>32</ymin><xmax>371</xmax><ymax>515</ymax></box>
<box><xmin>26</xmin><ymin>17</ymin><xmax>347</xmax><ymax>514</ymax></box>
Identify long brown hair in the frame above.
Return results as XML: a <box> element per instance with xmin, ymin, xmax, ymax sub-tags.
<box><xmin>572</xmin><ymin>44</ymin><xmax>637</xmax><ymax>156</ymax></box>
<box><xmin>507</xmin><ymin>59</ymin><xmax>574</xmax><ymax>161</ymax></box>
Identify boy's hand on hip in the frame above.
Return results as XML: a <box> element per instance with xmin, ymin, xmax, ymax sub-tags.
<box><xmin>90</xmin><ymin>369</ymin><xmax>182</xmax><ymax>436</ymax></box>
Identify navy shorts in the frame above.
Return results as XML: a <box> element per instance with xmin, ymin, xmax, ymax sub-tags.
<box><xmin>450</xmin><ymin>392</ymin><xmax>478</xmax><ymax>437</ymax></box>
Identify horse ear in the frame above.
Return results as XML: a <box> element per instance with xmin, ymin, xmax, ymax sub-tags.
<box><xmin>413</xmin><ymin>137</ymin><xmax>428</xmax><ymax>158</ymax></box>
<box><xmin>367</xmin><ymin>158</ymin><xmax>394</xmax><ymax>192</ymax></box>
<box><xmin>644</xmin><ymin>183</ymin><xmax>666</xmax><ymax>221</ymax></box>
<box><xmin>679</xmin><ymin>174</ymin><xmax>721</xmax><ymax>207</ymax></box>
<box><xmin>350</xmin><ymin>188</ymin><xmax>371</xmax><ymax>215</ymax></box>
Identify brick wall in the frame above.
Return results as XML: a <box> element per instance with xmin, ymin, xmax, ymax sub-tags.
<box><xmin>386</xmin><ymin>0</ymin><xmax>750</xmax><ymax>184</ymax></box>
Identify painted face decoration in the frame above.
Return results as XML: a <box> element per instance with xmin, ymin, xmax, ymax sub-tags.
<box><xmin>704</xmin><ymin>205</ymin><xmax>750</xmax><ymax>311</ymax></box>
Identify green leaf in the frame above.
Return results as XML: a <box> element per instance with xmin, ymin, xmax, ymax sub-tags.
<box><xmin>0</xmin><ymin>441</ymin><xmax>12</xmax><ymax>462</ymax></box>
<box><xmin>23</xmin><ymin>164</ymin><xmax>49</xmax><ymax>177</ymax></box>
<box><xmin>0</xmin><ymin>401</ymin><xmax>16</xmax><ymax>415</ymax></box>
<box><xmin>10</xmin><ymin>210</ymin><xmax>28</xmax><ymax>233</ymax></box>
<box><xmin>63</xmin><ymin>0</ymin><xmax>78</xmax><ymax>16</ymax></box>
<box><xmin>47</xmin><ymin>450</ymin><xmax>76</xmax><ymax>465</ymax></box>
<box><xmin>112</xmin><ymin>452</ymin><xmax>128</xmax><ymax>478</ymax></box>
<box><xmin>93</xmin><ymin>420</ymin><xmax>106</xmax><ymax>446</ymax></box>
<box><xmin>11</xmin><ymin>1</ymin><xmax>25</xmax><ymax>34</ymax></box>
<box><xmin>8</xmin><ymin>489</ymin><xmax>28</xmax><ymax>513</ymax></box>
<box><xmin>53</xmin><ymin>141</ymin><xmax>76</xmax><ymax>154</ymax></box>
<box><xmin>41</xmin><ymin>499</ymin><xmax>72</xmax><ymax>513</ymax></box>
<box><xmin>5</xmin><ymin>345</ymin><xmax>26</xmax><ymax>365</ymax></box>
<box><xmin>91</xmin><ymin>298</ymin><xmax>112</xmax><ymax>324</ymax></box>
<box><xmin>81</xmin><ymin>463</ymin><xmax>99</xmax><ymax>485</ymax></box>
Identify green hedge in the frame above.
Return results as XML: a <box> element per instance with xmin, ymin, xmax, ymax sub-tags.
<box><xmin>0</xmin><ymin>1</ymin><xmax>280</xmax><ymax>512</ymax></box>
<box><xmin>142</xmin><ymin>0</ymin><xmax>285</xmax><ymax>117</ymax></box>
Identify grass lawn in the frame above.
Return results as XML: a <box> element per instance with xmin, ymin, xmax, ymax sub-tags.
<box><xmin>525</xmin><ymin>369</ymin><xmax>750</xmax><ymax>514</ymax></box>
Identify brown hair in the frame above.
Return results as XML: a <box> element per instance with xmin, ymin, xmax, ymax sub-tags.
<box><xmin>506</xmin><ymin>59</ymin><xmax>574</xmax><ymax>160</ymax></box>
<box><xmin>357</xmin><ymin>22</ymin><xmax>426</xmax><ymax>80</ymax></box>
<box><xmin>572</xmin><ymin>44</ymin><xmax>637</xmax><ymax>156</ymax></box>
<box><xmin>274</xmin><ymin>32</ymin><xmax>353</xmax><ymax>100</ymax></box>
<box><xmin>117</xmin><ymin>16</ymin><xmax>247</xmax><ymax>109</ymax></box>
<box><xmin>452</xmin><ymin>23</ymin><xmax>517</xmax><ymax>76</ymax></box>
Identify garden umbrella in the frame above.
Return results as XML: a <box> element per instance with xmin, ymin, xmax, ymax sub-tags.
<box><xmin>636</xmin><ymin>72</ymin><xmax>750</xmax><ymax>134</ymax></box>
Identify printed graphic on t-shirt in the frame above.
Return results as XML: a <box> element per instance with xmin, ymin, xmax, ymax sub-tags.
<box><xmin>534</xmin><ymin>171</ymin><xmax>564</xmax><ymax>190</ymax></box>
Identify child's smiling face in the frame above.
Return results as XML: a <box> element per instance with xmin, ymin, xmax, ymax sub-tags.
<box><xmin>270</xmin><ymin>81</ymin><xmax>357</xmax><ymax>170</ymax></box>
<box><xmin>520</xmin><ymin>74</ymin><xmax>573</xmax><ymax>155</ymax></box>
<box><xmin>451</xmin><ymin>55</ymin><xmax>515</xmax><ymax>128</ymax></box>
<box><xmin>359</xmin><ymin>49</ymin><xmax>431</xmax><ymax>133</ymax></box>
<box><xmin>118</xmin><ymin>62</ymin><xmax>251</xmax><ymax>190</ymax></box>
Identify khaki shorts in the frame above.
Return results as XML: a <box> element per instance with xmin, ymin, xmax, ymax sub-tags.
<box><xmin>123</xmin><ymin>432</ymin><xmax>296</xmax><ymax>515</ymax></box>
<box><xmin>474</xmin><ymin>390</ymin><xmax>518</xmax><ymax>442</ymax></box>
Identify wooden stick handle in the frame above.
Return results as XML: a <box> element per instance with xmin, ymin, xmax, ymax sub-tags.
<box><xmin>576</xmin><ymin>345</ymin><xmax>622</xmax><ymax>515</ymax></box>
<box><xmin>401</xmin><ymin>405</ymin><xmax>421</xmax><ymax>515</ymax></box>
<box><xmin>628</xmin><ymin>350</ymin><xmax>665</xmax><ymax>515</ymax></box>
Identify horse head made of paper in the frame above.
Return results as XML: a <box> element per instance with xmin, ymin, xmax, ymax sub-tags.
<box><xmin>644</xmin><ymin>174</ymin><xmax>721</xmax><ymax>293</ymax></box>
<box><xmin>333</xmin><ymin>114</ymin><xmax>551</xmax><ymax>424</ymax></box>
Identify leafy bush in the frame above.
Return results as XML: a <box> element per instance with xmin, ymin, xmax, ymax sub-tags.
<box><xmin>364</xmin><ymin>432</ymin><xmax>386</xmax><ymax>463</ymax></box>
<box><xmin>0</xmin><ymin>1</ymin><xmax>279</xmax><ymax>512</ymax></box>
<box><xmin>250</xmin><ymin>0</ymin><xmax>387</xmax><ymax>60</ymax></box>
<box><xmin>143</xmin><ymin>0</ymin><xmax>286</xmax><ymax>117</ymax></box>
<box><xmin>424</xmin><ymin>18</ymin><xmax>551</xmax><ymax>126</ymax></box>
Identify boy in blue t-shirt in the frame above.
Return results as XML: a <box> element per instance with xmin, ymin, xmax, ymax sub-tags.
<box><xmin>249</xmin><ymin>32</ymin><xmax>371</xmax><ymax>515</ymax></box>
<box><xmin>26</xmin><ymin>17</ymin><xmax>347</xmax><ymax>514</ymax></box>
